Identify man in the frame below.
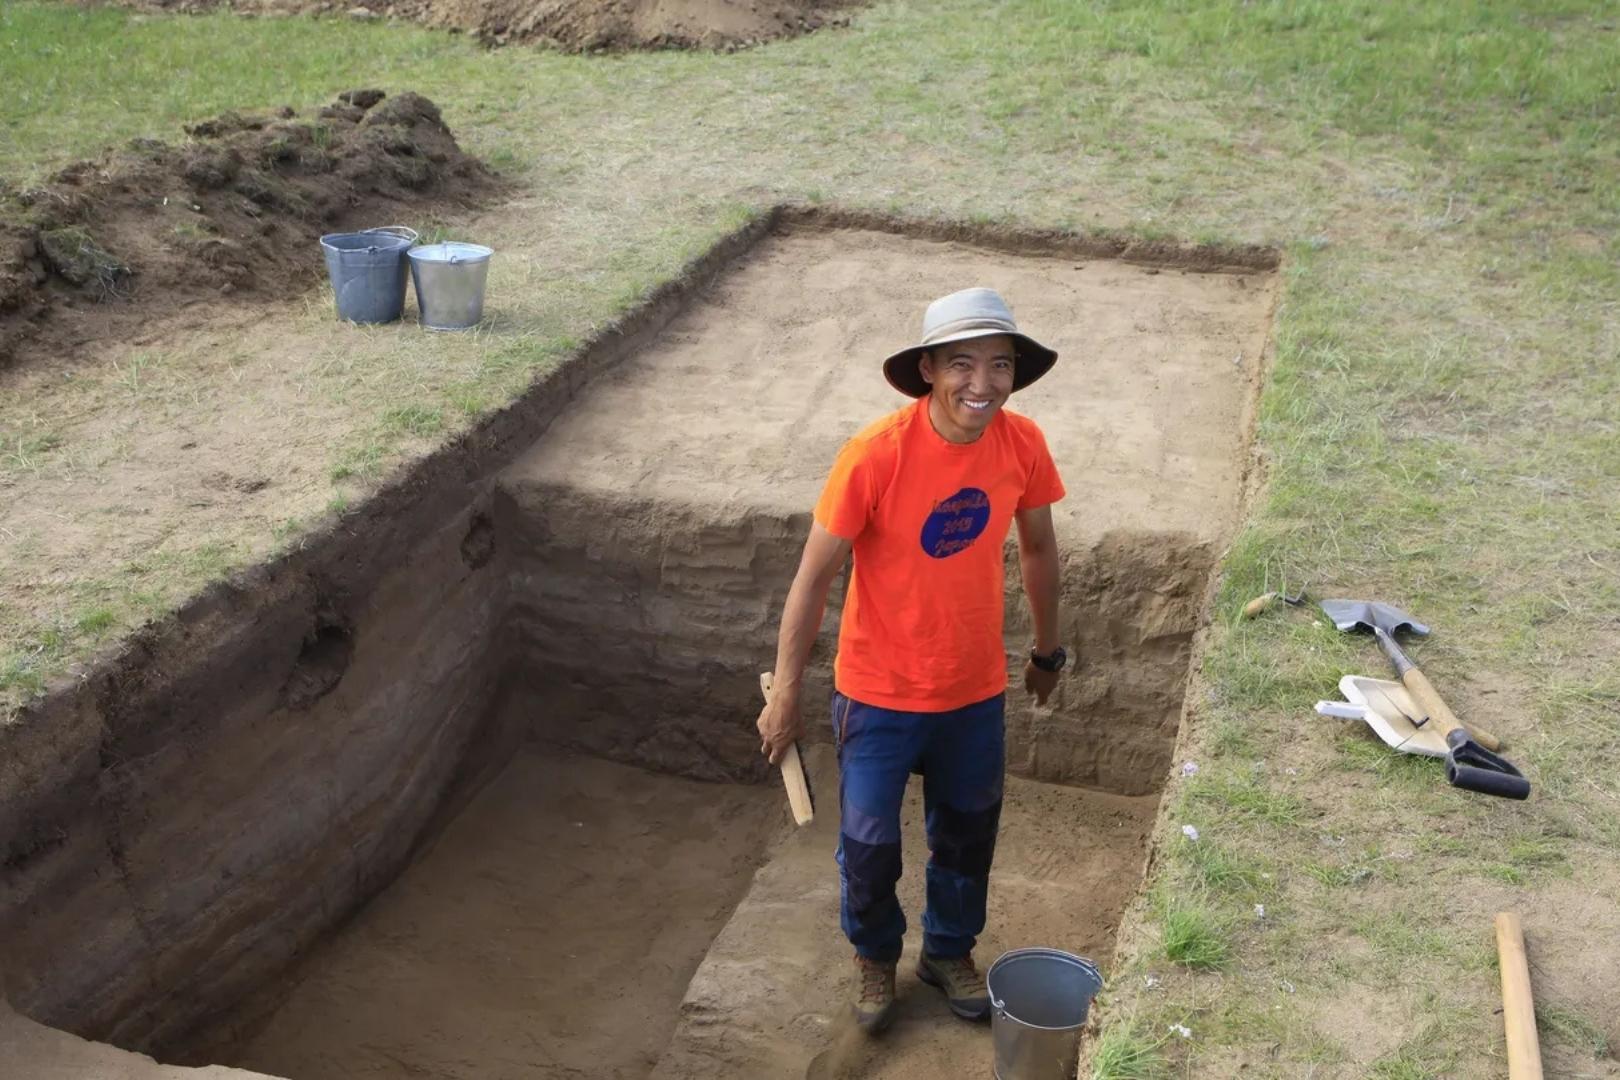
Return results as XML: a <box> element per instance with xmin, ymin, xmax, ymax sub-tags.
<box><xmin>756</xmin><ymin>287</ymin><xmax>1068</xmax><ymax>1035</ymax></box>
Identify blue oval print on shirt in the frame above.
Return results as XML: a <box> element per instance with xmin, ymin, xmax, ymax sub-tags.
<box><xmin>920</xmin><ymin>487</ymin><xmax>991</xmax><ymax>559</ymax></box>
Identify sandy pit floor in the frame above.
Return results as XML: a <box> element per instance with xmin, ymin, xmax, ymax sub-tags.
<box><xmin>654</xmin><ymin>747</ymin><xmax>1158</xmax><ymax>1079</ymax></box>
<box><xmin>201</xmin><ymin>745</ymin><xmax>1154</xmax><ymax>1080</ymax></box>
<box><xmin>210</xmin><ymin>751</ymin><xmax>780</xmax><ymax>1080</ymax></box>
<box><xmin>513</xmin><ymin>225</ymin><xmax>1277</xmax><ymax>546</ymax></box>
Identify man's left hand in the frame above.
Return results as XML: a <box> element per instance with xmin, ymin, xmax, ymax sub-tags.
<box><xmin>1023</xmin><ymin>660</ymin><xmax>1061</xmax><ymax>705</ymax></box>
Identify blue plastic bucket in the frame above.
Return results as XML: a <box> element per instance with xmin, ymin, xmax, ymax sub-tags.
<box><xmin>320</xmin><ymin>226</ymin><xmax>418</xmax><ymax>324</ymax></box>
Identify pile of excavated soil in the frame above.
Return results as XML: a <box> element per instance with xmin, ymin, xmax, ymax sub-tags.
<box><xmin>0</xmin><ymin>90</ymin><xmax>492</xmax><ymax>368</ymax></box>
<box><xmin>114</xmin><ymin>0</ymin><xmax>855</xmax><ymax>49</ymax></box>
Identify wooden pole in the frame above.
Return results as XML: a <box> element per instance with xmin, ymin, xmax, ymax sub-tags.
<box><xmin>1495</xmin><ymin>912</ymin><xmax>1543</xmax><ymax>1080</ymax></box>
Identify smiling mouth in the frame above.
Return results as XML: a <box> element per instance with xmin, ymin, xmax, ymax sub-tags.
<box><xmin>961</xmin><ymin>398</ymin><xmax>993</xmax><ymax>412</ymax></box>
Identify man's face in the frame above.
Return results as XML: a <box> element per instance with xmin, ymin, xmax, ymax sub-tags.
<box><xmin>919</xmin><ymin>334</ymin><xmax>1016</xmax><ymax>439</ymax></box>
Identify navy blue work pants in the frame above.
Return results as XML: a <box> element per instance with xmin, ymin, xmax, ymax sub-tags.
<box><xmin>831</xmin><ymin>691</ymin><xmax>1005</xmax><ymax>964</ymax></box>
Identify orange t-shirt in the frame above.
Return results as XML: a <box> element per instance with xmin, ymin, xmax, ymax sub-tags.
<box><xmin>813</xmin><ymin>397</ymin><xmax>1066</xmax><ymax>712</ymax></box>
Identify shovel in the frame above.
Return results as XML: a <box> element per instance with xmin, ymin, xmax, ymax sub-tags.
<box><xmin>1321</xmin><ymin>599</ymin><xmax>1529</xmax><ymax>800</ymax></box>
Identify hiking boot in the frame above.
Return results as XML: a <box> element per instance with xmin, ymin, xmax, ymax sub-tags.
<box><xmin>916</xmin><ymin>951</ymin><xmax>991</xmax><ymax>1022</ymax></box>
<box><xmin>852</xmin><ymin>955</ymin><xmax>898</xmax><ymax>1034</ymax></box>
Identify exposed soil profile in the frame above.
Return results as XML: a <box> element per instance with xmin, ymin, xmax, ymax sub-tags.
<box><xmin>0</xmin><ymin>211</ymin><xmax>1279</xmax><ymax>1078</ymax></box>
<box><xmin>106</xmin><ymin>0</ymin><xmax>857</xmax><ymax>50</ymax></box>
<box><xmin>0</xmin><ymin>90</ymin><xmax>492</xmax><ymax>368</ymax></box>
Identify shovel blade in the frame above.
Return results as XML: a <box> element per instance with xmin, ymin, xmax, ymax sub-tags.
<box><xmin>1320</xmin><ymin>598</ymin><xmax>1431</xmax><ymax>637</ymax></box>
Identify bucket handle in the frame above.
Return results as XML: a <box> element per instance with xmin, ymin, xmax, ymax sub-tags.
<box><xmin>363</xmin><ymin>225</ymin><xmax>420</xmax><ymax>246</ymax></box>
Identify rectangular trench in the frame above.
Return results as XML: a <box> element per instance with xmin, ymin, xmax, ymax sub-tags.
<box><xmin>0</xmin><ymin>213</ymin><xmax>1278</xmax><ymax>1080</ymax></box>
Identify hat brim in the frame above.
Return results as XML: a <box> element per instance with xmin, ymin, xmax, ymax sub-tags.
<box><xmin>882</xmin><ymin>329</ymin><xmax>1058</xmax><ymax>399</ymax></box>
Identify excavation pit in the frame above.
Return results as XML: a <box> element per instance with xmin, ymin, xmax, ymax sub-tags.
<box><xmin>0</xmin><ymin>213</ymin><xmax>1279</xmax><ymax>1079</ymax></box>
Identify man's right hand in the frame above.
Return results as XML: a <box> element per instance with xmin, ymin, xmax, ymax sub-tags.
<box><xmin>757</xmin><ymin>684</ymin><xmax>804</xmax><ymax>765</ymax></box>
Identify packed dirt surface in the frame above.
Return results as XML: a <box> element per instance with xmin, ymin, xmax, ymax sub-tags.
<box><xmin>655</xmin><ymin>747</ymin><xmax>1157</xmax><ymax>1079</ymax></box>
<box><xmin>202</xmin><ymin>751</ymin><xmax>780</xmax><ymax>1080</ymax></box>
<box><xmin>111</xmin><ymin>0</ymin><xmax>855</xmax><ymax>50</ymax></box>
<box><xmin>0</xmin><ymin>90</ymin><xmax>490</xmax><ymax>368</ymax></box>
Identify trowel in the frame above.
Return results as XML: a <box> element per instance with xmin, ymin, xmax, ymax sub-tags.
<box><xmin>759</xmin><ymin>672</ymin><xmax>814</xmax><ymax>826</ymax></box>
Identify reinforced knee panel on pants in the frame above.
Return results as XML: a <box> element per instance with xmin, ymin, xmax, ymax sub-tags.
<box><xmin>925</xmin><ymin>798</ymin><xmax>1002</xmax><ymax>879</ymax></box>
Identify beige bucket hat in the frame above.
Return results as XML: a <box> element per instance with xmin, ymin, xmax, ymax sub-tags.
<box><xmin>882</xmin><ymin>287</ymin><xmax>1058</xmax><ymax>398</ymax></box>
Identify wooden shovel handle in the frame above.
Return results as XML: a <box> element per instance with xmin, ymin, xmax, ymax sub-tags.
<box><xmin>1495</xmin><ymin>912</ymin><xmax>1543</xmax><ymax>1080</ymax></box>
<box><xmin>760</xmin><ymin>673</ymin><xmax>814</xmax><ymax>827</ymax></box>
<box><xmin>1400</xmin><ymin>668</ymin><xmax>1503</xmax><ymax>751</ymax></box>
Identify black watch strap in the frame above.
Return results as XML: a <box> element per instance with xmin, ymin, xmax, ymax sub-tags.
<box><xmin>1030</xmin><ymin>645</ymin><xmax>1067</xmax><ymax>672</ymax></box>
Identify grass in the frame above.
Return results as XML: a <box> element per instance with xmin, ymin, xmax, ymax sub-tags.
<box><xmin>1368</xmin><ymin>1046</ymin><xmax>1445</xmax><ymax>1080</ymax></box>
<box><xmin>1181</xmin><ymin>838</ymin><xmax>1269</xmax><ymax>896</ymax></box>
<box><xmin>381</xmin><ymin>404</ymin><xmax>444</xmax><ymax>438</ymax></box>
<box><xmin>1090</xmin><ymin>1021</ymin><xmax>1169</xmax><ymax>1080</ymax></box>
<box><xmin>1536</xmin><ymin>1001</ymin><xmax>1611</xmax><ymax>1059</ymax></box>
<box><xmin>3</xmin><ymin>0</ymin><xmax>1619</xmax><ymax>1075</ymax></box>
<box><xmin>1184</xmin><ymin>769</ymin><xmax>1307</xmax><ymax>828</ymax></box>
<box><xmin>1159</xmin><ymin>894</ymin><xmax>1232</xmax><ymax>971</ymax></box>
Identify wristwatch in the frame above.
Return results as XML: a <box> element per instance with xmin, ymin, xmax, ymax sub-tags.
<box><xmin>1029</xmin><ymin>645</ymin><xmax>1067</xmax><ymax>673</ymax></box>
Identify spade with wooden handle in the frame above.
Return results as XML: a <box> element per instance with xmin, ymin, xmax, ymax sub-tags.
<box><xmin>760</xmin><ymin>672</ymin><xmax>814</xmax><ymax>826</ymax></box>
<box><xmin>1321</xmin><ymin>599</ymin><xmax>1527</xmax><ymax>799</ymax></box>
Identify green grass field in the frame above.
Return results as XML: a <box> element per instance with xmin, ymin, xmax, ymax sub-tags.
<box><xmin>4</xmin><ymin>1</ymin><xmax>1618</xmax><ymax>1074</ymax></box>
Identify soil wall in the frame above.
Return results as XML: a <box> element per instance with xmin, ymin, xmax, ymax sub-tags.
<box><xmin>1007</xmin><ymin>531</ymin><xmax>1216</xmax><ymax>794</ymax></box>
<box><xmin>0</xmin><ymin>501</ymin><xmax>513</xmax><ymax>1052</ymax></box>
<box><xmin>499</xmin><ymin>485</ymin><xmax>823</xmax><ymax>783</ymax></box>
<box><xmin>498</xmin><ymin>479</ymin><xmax>1212</xmax><ymax>794</ymax></box>
<box><xmin>0</xmin><ymin>206</ymin><xmax>778</xmax><ymax>1056</ymax></box>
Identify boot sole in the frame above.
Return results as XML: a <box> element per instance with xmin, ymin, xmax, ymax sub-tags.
<box><xmin>915</xmin><ymin>961</ymin><xmax>991</xmax><ymax>1022</ymax></box>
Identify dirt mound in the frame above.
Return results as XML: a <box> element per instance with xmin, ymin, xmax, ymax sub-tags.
<box><xmin>0</xmin><ymin>90</ymin><xmax>492</xmax><ymax>368</ymax></box>
<box><xmin>115</xmin><ymin>0</ymin><xmax>853</xmax><ymax>50</ymax></box>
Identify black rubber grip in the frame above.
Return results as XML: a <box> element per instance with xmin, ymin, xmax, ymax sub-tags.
<box><xmin>1446</xmin><ymin>762</ymin><xmax>1531</xmax><ymax>800</ymax></box>
<box><xmin>1444</xmin><ymin>729</ymin><xmax>1531</xmax><ymax>800</ymax></box>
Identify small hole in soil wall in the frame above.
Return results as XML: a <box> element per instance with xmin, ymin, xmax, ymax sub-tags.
<box><xmin>278</xmin><ymin>621</ymin><xmax>353</xmax><ymax>710</ymax></box>
<box><xmin>460</xmin><ymin>511</ymin><xmax>495</xmax><ymax>570</ymax></box>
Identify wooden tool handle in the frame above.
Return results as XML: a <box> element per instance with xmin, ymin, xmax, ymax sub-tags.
<box><xmin>1495</xmin><ymin>912</ymin><xmax>1543</xmax><ymax>1080</ymax></box>
<box><xmin>1400</xmin><ymin>668</ymin><xmax>1502</xmax><ymax>751</ymax></box>
<box><xmin>760</xmin><ymin>673</ymin><xmax>814</xmax><ymax>827</ymax></box>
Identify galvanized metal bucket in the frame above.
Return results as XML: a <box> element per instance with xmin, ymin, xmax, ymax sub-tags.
<box><xmin>407</xmin><ymin>241</ymin><xmax>492</xmax><ymax>331</ymax></box>
<box><xmin>319</xmin><ymin>226</ymin><xmax>418</xmax><ymax>324</ymax></box>
<box><xmin>986</xmin><ymin>949</ymin><xmax>1103</xmax><ymax>1080</ymax></box>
